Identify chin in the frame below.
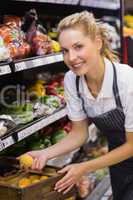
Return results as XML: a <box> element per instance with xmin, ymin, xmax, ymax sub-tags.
<box><xmin>73</xmin><ymin>69</ymin><xmax>86</xmax><ymax>76</ymax></box>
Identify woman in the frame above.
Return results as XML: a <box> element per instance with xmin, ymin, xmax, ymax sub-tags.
<box><xmin>25</xmin><ymin>11</ymin><xmax>133</xmax><ymax>200</ymax></box>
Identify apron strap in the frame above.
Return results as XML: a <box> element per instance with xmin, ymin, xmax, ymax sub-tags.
<box><xmin>112</xmin><ymin>62</ymin><xmax>123</xmax><ymax>109</ymax></box>
<box><xmin>76</xmin><ymin>62</ymin><xmax>123</xmax><ymax>114</ymax></box>
<box><xmin>76</xmin><ymin>76</ymin><xmax>88</xmax><ymax>115</ymax></box>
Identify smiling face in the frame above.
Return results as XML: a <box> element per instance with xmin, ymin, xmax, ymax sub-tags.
<box><xmin>59</xmin><ymin>27</ymin><xmax>103</xmax><ymax>76</ymax></box>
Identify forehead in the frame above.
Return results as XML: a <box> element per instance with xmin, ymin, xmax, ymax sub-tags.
<box><xmin>59</xmin><ymin>28</ymin><xmax>89</xmax><ymax>45</ymax></box>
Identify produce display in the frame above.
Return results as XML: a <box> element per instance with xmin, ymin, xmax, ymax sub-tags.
<box><xmin>0</xmin><ymin>9</ymin><xmax>61</xmax><ymax>62</ymax></box>
<box><xmin>0</xmin><ymin>73</ymin><xmax>65</xmax><ymax>136</ymax></box>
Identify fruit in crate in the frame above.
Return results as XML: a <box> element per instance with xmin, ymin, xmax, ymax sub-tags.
<box><xmin>40</xmin><ymin>175</ymin><xmax>48</xmax><ymax>181</ymax></box>
<box><xmin>29</xmin><ymin>175</ymin><xmax>40</xmax><ymax>182</ymax></box>
<box><xmin>18</xmin><ymin>178</ymin><xmax>31</xmax><ymax>188</ymax></box>
<box><xmin>19</xmin><ymin>154</ymin><xmax>33</xmax><ymax>168</ymax></box>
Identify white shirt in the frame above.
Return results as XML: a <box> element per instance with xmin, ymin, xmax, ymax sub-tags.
<box><xmin>64</xmin><ymin>58</ymin><xmax>133</xmax><ymax>132</ymax></box>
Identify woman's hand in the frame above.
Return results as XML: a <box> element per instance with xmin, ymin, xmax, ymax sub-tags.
<box><xmin>26</xmin><ymin>149</ymin><xmax>48</xmax><ymax>170</ymax></box>
<box><xmin>54</xmin><ymin>162</ymin><xmax>87</xmax><ymax>194</ymax></box>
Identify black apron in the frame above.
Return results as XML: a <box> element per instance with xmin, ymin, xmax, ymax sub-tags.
<box><xmin>76</xmin><ymin>63</ymin><xmax>133</xmax><ymax>200</ymax></box>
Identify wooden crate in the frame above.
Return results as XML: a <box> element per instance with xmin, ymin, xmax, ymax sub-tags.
<box><xmin>0</xmin><ymin>157</ymin><xmax>77</xmax><ymax>200</ymax></box>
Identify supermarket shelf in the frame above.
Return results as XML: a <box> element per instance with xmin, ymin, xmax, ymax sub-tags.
<box><xmin>80</xmin><ymin>0</ymin><xmax>120</xmax><ymax>10</ymax></box>
<box><xmin>0</xmin><ymin>107</ymin><xmax>66</xmax><ymax>151</ymax></box>
<box><xmin>12</xmin><ymin>0</ymin><xmax>80</xmax><ymax>5</ymax></box>
<box><xmin>0</xmin><ymin>53</ymin><xmax>63</xmax><ymax>76</ymax></box>
<box><xmin>15</xmin><ymin>53</ymin><xmax>63</xmax><ymax>72</ymax></box>
<box><xmin>12</xmin><ymin>0</ymin><xmax>120</xmax><ymax>10</ymax></box>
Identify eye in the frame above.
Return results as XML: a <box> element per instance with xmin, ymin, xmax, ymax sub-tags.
<box><xmin>61</xmin><ymin>48</ymin><xmax>68</xmax><ymax>55</ymax></box>
<box><xmin>74</xmin><ymin>44</ymin><xmax>83</xmax><ymax>50</ymax></box>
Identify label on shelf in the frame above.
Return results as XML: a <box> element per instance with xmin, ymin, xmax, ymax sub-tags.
<box><xmin>54</xmin><ymin>54</ymin><xmax>63</xmax><ymax>62</ymax></box>
<box><xmin>0</xmin><ymin>139</ymin><xmax>4</xmax><ymax>151</ymax></box>
<box><xmin>2</xmin><ymin>136</ymin><xmax>14</xmax><ymax>148</ymax></box>
<box><xmin>15</xmin><ymin>53</ymin><xmax>63</xmax><ymax>72</ymax></box>
<box><xmin>18</xmin><ymin>108</ymin><xmax>66</xmax><ymax>141</ymax></box>
<box><xmin>80</xmin><ymin>0</ymin><xmax>120</xmax><ymax>10</ymax></box>
<box><xmin>14</xmin><ymin>0</ymin><xmax>79</xmax><ymax>4</ymax></box>
<box><xmin>0</xmin><ymin>65</ymin><xmax>11</xmax><ymax>75</ymax></box>
<box><xmin>15</xmin><ymin>62</ymin><xmax>27</xmax><ymax>72</ymax></box>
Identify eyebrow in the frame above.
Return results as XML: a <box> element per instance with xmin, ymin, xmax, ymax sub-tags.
<box><xmin>61</xmin><ymin>41</ymin><xmax>81</xmax><ymax>50</ymax></box>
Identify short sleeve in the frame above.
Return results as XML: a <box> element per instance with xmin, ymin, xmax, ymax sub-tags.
<box><xmin>124</xmin><ymin>80</ymin><xmax>133</xmax><ymax>132</ymax></box>
<box><xmin>64</xmin><ymin>71</ymin><xmax>87</xmax><ymax>121</ymax></box>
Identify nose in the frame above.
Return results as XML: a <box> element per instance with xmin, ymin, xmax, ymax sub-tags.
<box><xmin>68</xmin><ymin>50</ymin><xmax>77</xmax><ymax>63</ymax></box>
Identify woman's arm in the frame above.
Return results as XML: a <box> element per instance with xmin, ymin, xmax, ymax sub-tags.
<box><xmin>55</xmin><ymin>132</ymin><xmax>133</xmax><ymax>193</ymax></box>
<box><xmin>27</xmin><ymin>119</ymin><xmax>90</xmax><ymax>170</ymax></box>
<box><xmin>84</xmin><ymin>132</ymin><xmax>133</xmax><ymax>171</ymax></box>
<box><xmin>44</xmin><ymin>119</ymin><xmax>89</xmax><ymax>160</ymax></box>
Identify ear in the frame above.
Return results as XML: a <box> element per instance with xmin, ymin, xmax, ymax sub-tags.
<box><xmin>95</xmin><ymin>36</ymin><xmax>102</xmax><ymax>51</ymax></box>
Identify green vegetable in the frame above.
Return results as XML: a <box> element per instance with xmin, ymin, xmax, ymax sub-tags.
<box><xmin>40</xmin><ymin>95</ymin><xmax>60</xmax><ymax>108</ymax></box>
<box><xmin>51</xmin><ymin>130</ymin><xmax>67</xmax><ymax>144</ymax></box>
<box><xmin>43</xmin><ymin>137</ymin><xmax>52</xmax><ymax>147</ymax></box>
<box><xmin>29</xmin><ymin>139</ymin><xmax>45</xmax><ymax>150</ymax></box>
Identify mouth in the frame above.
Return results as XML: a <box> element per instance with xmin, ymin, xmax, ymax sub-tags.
<box><xmin>72</xmin><ymin>62</ymin><xmax>84</xmax><ymax>68</ymax></box>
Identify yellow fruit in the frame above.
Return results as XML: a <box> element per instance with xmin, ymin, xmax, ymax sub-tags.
<box><xmin>65</xmin><ymin>197</ymin><xmax>75</xmax><ymax>200</ymax></box>
<box><xmin>29</xmin><ymin>175</ymin><xmax>40</xmax><ymax>182</ymax></box>
<box><xmin>28</xmin><ymin>83</ymin><xmax>46</xmax><ymax>97</ymax></box>
<box><xmin>52</xmin><ymin>40</ymin><xmax>61</xmax><ymax>53</ymax></box>
<box><xmin>19</xmin><ymin>154</ymin><xmax>33</xmax><ymax>168</ymax></box>
<box><xmin>40</xmin><ymin>175</ymin><xmax>48</xmax><ymax>181</ymax></box>
<box><xmin>18</xmin><ymin>178</ymin><xmax>31</xmax><ymax>188</ymax></box>
<box><xmin>31</xmin><ymin>179</ymin><xmax>40</xmax><ymax>184</ymax></box>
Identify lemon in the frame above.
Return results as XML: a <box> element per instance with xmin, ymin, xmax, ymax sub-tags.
<box><xmin>18</xmin><ymin>178</ymin><xmax>31</xmax><ymax>188</ymax></box>
<box><xmin>40</xmin><ymin>175</ymin><xmax>48</xmax><ymax>181</ymax></box>
<box><xmin>19</xmin><ymin>154</ymin><xmax>33</xmax><ymax>168</ymax></box>
<box><xmin>52</xmin><ymin>40</ymin><xmax>61</xmax><ymax>53</ymax></box>
<box><xmin>31</xmin><ymin>179</ymin><xmax>40</xmax><ymax>184</ymax></box>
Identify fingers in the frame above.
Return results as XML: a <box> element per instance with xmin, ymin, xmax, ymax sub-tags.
<box><xmin>55</xmin><ymin>171</ymin><xmax>71</xmax><ymax>189</ymax></box>
<box><xmin>58</xmin><ymin>166</ymin><xmax>70</xmax><ymax>174</ymax></box>
<box><xmin>63</xmin><ymin>184</ymin><xmax>74</xmax><ymax>194</ymax></box>
<box><xmin>31</xmin><ymin>158</ymin><xmax>45</xmax><ymax>170</ymax></box>
<box><xmin>55</xmin><ymin>178</ymin><xmax>73</xmax><ymax>192</ymax></box>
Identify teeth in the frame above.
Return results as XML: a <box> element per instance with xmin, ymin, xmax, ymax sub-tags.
<box><xmin>73</xmin><ymin>63</ymin><xmax>82</xmax><ymax>68</ymax></box>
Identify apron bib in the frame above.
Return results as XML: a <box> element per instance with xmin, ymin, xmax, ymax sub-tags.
<box><xmin>76</xmin><ymin>63</ymin><xmax>133</xmax><ymax>200</ymax></box>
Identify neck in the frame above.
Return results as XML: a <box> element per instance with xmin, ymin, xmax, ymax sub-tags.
<box><xmin>86</xmin><ymin>57</ymin><xmax>105</xmax><ymax>85</ymax></box>
<box><xmin>85</xmin><ymin>57</ymin><xmax>105</xmax><ymax>98</ymax></box>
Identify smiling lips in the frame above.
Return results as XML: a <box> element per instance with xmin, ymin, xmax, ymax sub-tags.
<box><xmin>71</xmin><ymin>62</ymin><xmax>84</xmax><ymax>68</ymax></box>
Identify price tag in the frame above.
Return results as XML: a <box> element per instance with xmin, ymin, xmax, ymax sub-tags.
<box><xmin>15</xmin><ymin>62</ymin><xmax>27</xmax><ymax>72</ymax></box>
<box><xmin>55</xmin><ymin>54</ymin><xmax>63</xmax><ymax>62</ymax></box>
<box><xmin>0</xmin><ymin>65</ymin><xmax>11</xmax><ymax>75</ymax></box>
<box><xmin>0</xmin><ymin>139</ymin><xmax>4</xmax><ymax>151</ymax></box>
<box><xmin>2</xmin><ymin>136</ymin><xmax>14</xmax><ymax>148</ymax></box>
<box><xmin>32</xmin><ymin>58</ymin><xmax>44</xmax><ymax>67</ymax></box>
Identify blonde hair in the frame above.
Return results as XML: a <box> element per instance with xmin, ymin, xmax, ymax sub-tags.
<box><xmin>57</xmin><ymin>11</ymin><xmax>119</xmax><ymax>62</ymax></box>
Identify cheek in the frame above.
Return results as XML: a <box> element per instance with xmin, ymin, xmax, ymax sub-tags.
<box><xmin>63</xmin><ymin>56</ymin><xmax>71</xmax><ymax>68</ymax></box>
